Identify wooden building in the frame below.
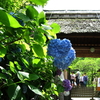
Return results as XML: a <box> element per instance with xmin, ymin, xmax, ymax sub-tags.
<box><xmin>45</xmin><ymin>10</ymin><xmax>100</xmax><ymax>57</ymax></box>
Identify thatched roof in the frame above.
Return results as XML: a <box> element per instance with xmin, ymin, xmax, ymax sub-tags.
<box><xmin>48</xmin><ymin>19</ymin><xmax>100</xmax><ymax>34</ymax></box>
<box><xmin>45</xmin><ymin>10</ymin><xmax>100</xmax><ymax>34</ymax></box>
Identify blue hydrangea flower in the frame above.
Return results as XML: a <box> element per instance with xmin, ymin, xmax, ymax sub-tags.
<box><xmin>47</xmin><ymin>39</ymin><xmax>72</xmax><ymax>58</ymax></box>
<box><xmin>63</xmin><ymin>79</ymin><xmax>72</xmax><ymax>91</ymax></box>
<box><xmin>54</xmin><ymin>48</ymin><xmax>76</xmax><ymax>70</ymax></box>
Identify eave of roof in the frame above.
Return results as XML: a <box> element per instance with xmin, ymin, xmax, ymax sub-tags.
<box><xmin>48</xmin><ymin>19</ymin><xmax>100</xmax><ymax>34</ymax></box>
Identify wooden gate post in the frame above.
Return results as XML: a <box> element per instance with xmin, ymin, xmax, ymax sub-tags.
<box><xmin>90</xmin><ymin>87</ymin><xmax>95</xmax><ymax>100</ymax></box>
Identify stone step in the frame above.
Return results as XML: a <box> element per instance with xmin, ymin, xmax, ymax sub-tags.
<box><xmin>71</xmin><ymin>87</ymin><xmax>95</xmax><ymax>97</ymax></box>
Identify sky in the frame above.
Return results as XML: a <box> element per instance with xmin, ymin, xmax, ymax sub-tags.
<box><xmin>43</xmin><ymin>0</ymin><xmax>100</xmax><ymax>10</ymax></box>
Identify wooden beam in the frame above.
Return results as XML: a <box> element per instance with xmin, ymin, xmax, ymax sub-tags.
<box><xmin>46</xmin><ymin>12</ymin><xmax>100</xmax><ymax>19</ymax></box>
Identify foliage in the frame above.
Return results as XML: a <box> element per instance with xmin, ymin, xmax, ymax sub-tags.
<box><xmin>0</xmin><ymin>0</ymin><xmax>48</xmax><ymax>12</ymax></box>
<box><xmin>71</xmin><ymin>57</ymin><xmax>100</xmax><ymax>85</ymax></box>
<box><xmin>0</xmin><ymin>0</ymin><xmax>62</xmax><ymax>99</ymax></box>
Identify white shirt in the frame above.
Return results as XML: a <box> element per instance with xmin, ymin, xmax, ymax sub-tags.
<box><xmin>71</xmin><ymin>74</ymin><xmax>76</xmax><ymax>79</ymax></box>
<box><xmin>76</xmin><ymin>71</ymin><xmax>81</xmax><ymax>79</ymax></box>
<box><xmin>59</xmin><ymin>71</ymin><xmax>64</xmax><ymax>81</ymax></box>
<box><xmin>80</xmin><ymin>76</ymin><xmax>84</xmax><ymax>82</ymax></box>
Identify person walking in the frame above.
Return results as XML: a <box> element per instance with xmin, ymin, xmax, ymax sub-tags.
<box><xmin>79</xmin><ymin>74</ymin><xmax>84</xmax><ymax>87</ymax></box>
<box><xmin>83</xmin><ymin>73</ymin><xmax>88</xmax><ymax>87</ymax></box>
<box><xmin>70</xmin><ymin>72</ymin><xmax>76</xmax><ymax>88</ymax></box>
<box><xmin>76</xmin><ymin>70</ymin><xmax>81</xmax><ymax>87</ymax></box>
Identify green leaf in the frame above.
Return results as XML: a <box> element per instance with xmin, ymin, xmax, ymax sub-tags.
<box><xmin>17</xmin><ymin>71</ymin><xmax>39</xmax><ymax>81</ymax></box>
<box><xmin>0</xmin><ymin>45</ymin><xmax>6</xmax><ymax>57</ymax></box>
<box><xmin>14</xmin><ymin>61</ymin><xmax>22</xmax><ymax>70</ymax></box>
<box><xmin>29</xmin><ymin>0</ymin><xmax>48</xmax><ymax>5</ymax></box>
<box><xmin>29</xmin><ymin>73</ymin><xmax>39</xmax><ymax>80</ymax></box>
<box><xmin>42</xmin><ymin>24</ymin><xmax>52</xmax><ymax>30</ymax></box>
<box><xmin>23</xmin><ymin>30</ymin><xmax>30</xmax><ymax>43</ymax></box>
<box><xmin>20</xmin><ymin>42</ymin><xmax>30</xmax><ymax>51</ymax></box>
<box><xmin>17</xmin><ymin>71</ymin><xmax>29</xmax><ymax>81</ymax></box>
<box><xmin>9</xmin><ymin>61</ymin><xmax>17</xmax><ymax>73</ymax></box>
<box><xmin>0</xmin><ymin>10</ymin><xmax>22</xmax><ymax>28</ymax></box>
<box><xmin>54</xmin><ymin>91</ymin><xmax>58</xmax><ymax>96</ymax></box>
<box><xmin>38</xmin><ymin>11</ymin><xmax>46</xmax><ymax>25</ymax></box>
<box><xmin>50</xmin><ymin>23</ymin><xmax>60</xmax><ymax>34</ymax></box>
<box><xmin>0</xmin><ymin>66</ymin><xmax>12</xmax><ymax>77</ymax></box>
<box><xmin>7</xmin><ymin>85</ymin><xmax>21</xmax><ymax>100</ymax></box>
<box><xmin>33</xmin><ymin>58</ymin><xmax>40</xmax><ymax>64</ymax></box>
<box><xmin>57</xmin><ymin>84</ymin><xmax>64</xmax><ymax>93</ymax></box>
<box><xmin>44</xmin><ymin>82</ymin><xmax>51</xmax><ymax>89</ymax></box>
<box><xmin>28</xmin><ymin>84</ymin><xmax>43</xmax><ymax>96</ymax></box>
<box><xmin>21</xmin><ymin>58</ymin><xmax>29</xmax><ymax>68</ymax></box>
<box><xmin>16</xmin><ymin>13</ymin><xmax>30</xmax><ymax>22</ymax></box>
<box><xmin>34</xmin><ymin>31</ymin><xmax>46</xmax><ymax>45</ymax></box>
<box><xmin>0</xmin><ymin>73</ymin><xmax>7</xmax><ymax>79</ymax></box>
<box><xmin>33</xmin><ymin>43</ymin><xmax>45</xmax><ymax>57</ymax></box>
<box><xmin>26</xmin><ymin>6</ymin><xmax>39</xmax><ymax>19</ymax></box>
<box><xmin>0</xmin><ymin>66</ymin><xmax>7</xmax><ymax>73</ymax></box>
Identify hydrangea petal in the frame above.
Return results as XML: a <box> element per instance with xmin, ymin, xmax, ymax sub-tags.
<box><xmin>54</xmin><ymin>48</ymin><xmax>76</xmax><ymax>70</ymax></box>
<box><xmin>63</xmin><ymin>79</ymin><xmax>72</xmax><ymax>91</ymax></box>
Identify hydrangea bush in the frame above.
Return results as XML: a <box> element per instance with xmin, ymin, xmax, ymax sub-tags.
<box><xmin>47</xmin><ymin>38</ymin><xmax>76</xmax><ymax>95</ymax></box>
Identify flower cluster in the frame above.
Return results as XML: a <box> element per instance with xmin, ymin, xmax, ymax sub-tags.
<box><xmin>47</xmin><ymin>38</ymin><xmax>76</xmax><ymax>70</ymax></box>
<box><xmin>63</xmin><ymin>79</ymin><xmax>72</xmax><ymax>91</ymax></box>
<box><xmin>54</xmin><ymin>48</ymin><xmax>76</xmax><ymax>70</ymax></box>
<box><xmin>47</xmin><ymin>39</ymin><xmax>72</xmax><ymax>58</ymax></box>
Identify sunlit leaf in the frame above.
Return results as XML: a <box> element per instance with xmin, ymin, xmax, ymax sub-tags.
<box><xmin>28</xmin><ymin>84</ymin><xmax>43</xmax><ymax>96</ymax></box>
<box><xmin>33</xmin><ymin>43</ymin><xmax>45</xmax><ymax>57</ymax></box>
<box><xmin>29</xmin><ymin>0</ymin><xmax>48</xmax><ymax>5</ymax></box>
<box><xmin>0</xmin><ymin>66</ymin><xmax>7</xmax><ymax>73</ymax></box>
<box><xmin>34</xmin><ymin>31</ymin><xmax>46</xmax><ymax>45</ymax></box>
<box><xmin>38</xmin><ymin>11</ymin><xmax>46</xmax><ymax>25</ymax></box>
<box><xmin>26</xmin><ymin>6</ymin><xmax>39</xmax><ymax>19</ymax></box>
<box><xmin>7</xmin><ymin>85</ymin><xmax>21</xmax><ymax>100</ymax></box>
<box><xmin>14</xmin><ymin>61</ymin><xmax>22</xmax><ymax>70</ymax></box>
<box><xmin>42</xmin><ymin>24</ymin><xmax>52</xmax><ymax>30</ymax></box>
<box><xmin>50</xmin><ymin>23</ymin><xmax>60</xmax><ymax>34</ymax></box>
<box><xmin>47</xmin><ymin>30</ymin><xmax>57</xmax><ymax>39</ymax></box>
<box><xmin>33</xmin><ymin>58</ymin><xmax>40</xmax><ymax>64</ymax></box>
<box><xmin>0</xmin><ymin>10</ymin><xmax>22</xmax><ymax>28</ymax></box>
<box><xmin>21</xmin><ymin>58</ymin><xmax>29</xmax><ymax>68</ymax></box>
<box><xmin>43</xmin><ymin>46</ymin><xmax>47</xmax><ymax>56</ymax></box>
<box><xmin>0</xmin><ymin>66</ymin><xmax>12</xmax><ymax>76</ymax></box>
<box><xmin>9</xmin><ymin>61</ymin><xmax>17</xmax><ymax>73</ymax></box>
<box><xmin>0</xmin><ymin>45</ymin><xmax>6</xmax><ymax>57</ymax></box>
<box><xmin>54</xmin><ymin>91</ymin><xmax>58</xmax><ymax>96</ymax></box>
<box><xmin>17</xmin><ymin>71</ymin><xmax>39</xmax><ymax>81</ymax></box>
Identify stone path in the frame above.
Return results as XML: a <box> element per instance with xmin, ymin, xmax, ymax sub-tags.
<box><xmin>71</xmin><ymin>97</ymin><xmax>100</xmax><ymax>100</ymax></box>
